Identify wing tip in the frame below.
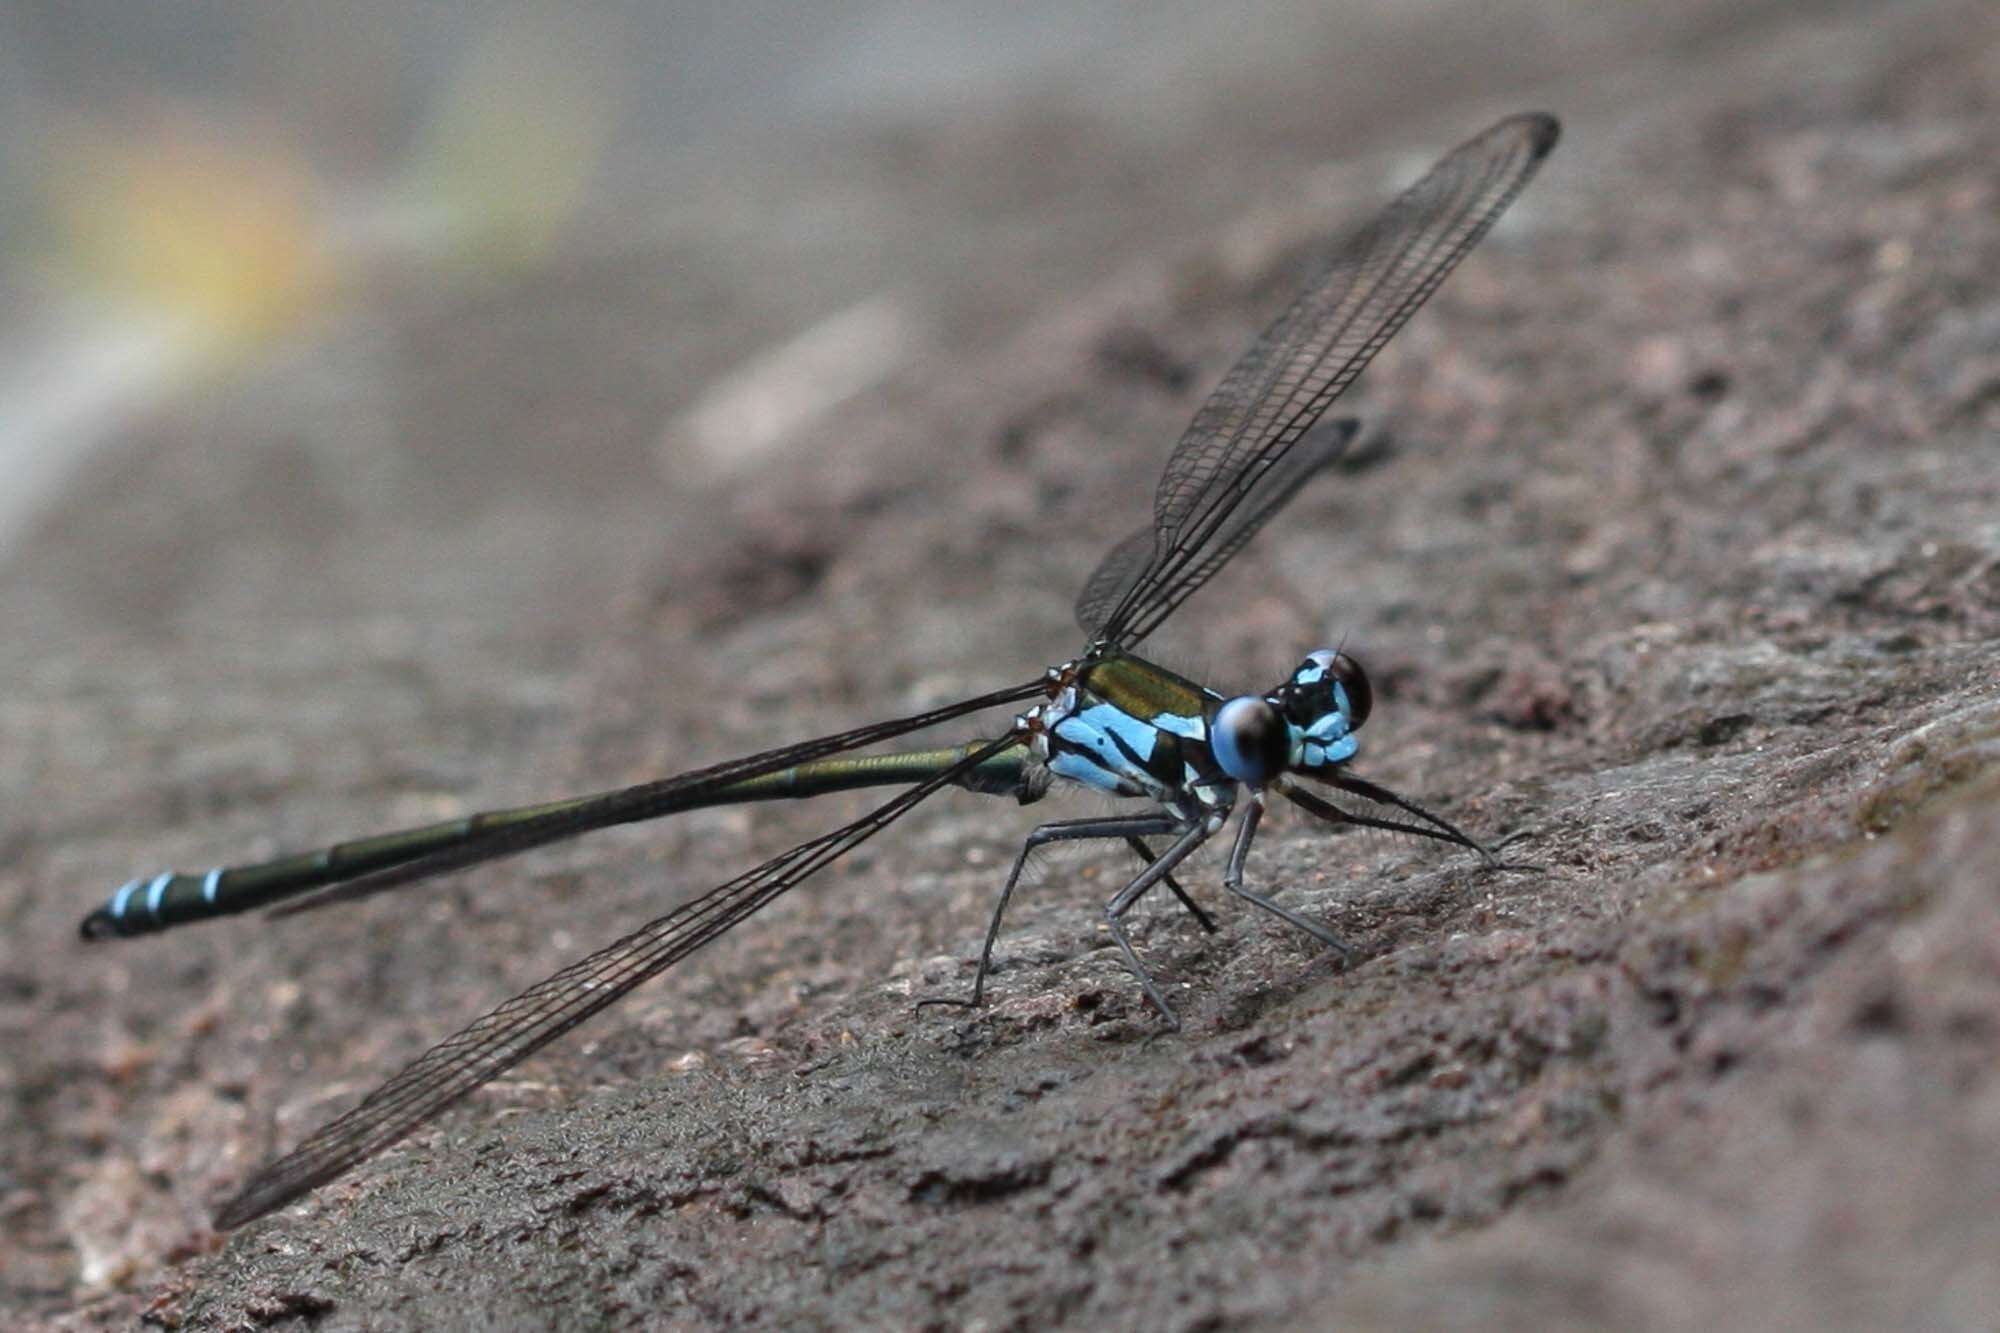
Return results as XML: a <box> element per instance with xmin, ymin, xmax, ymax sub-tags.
<box><xmin>213</xmin><ymin>1174</ymin><xmax>304</xmax><ymax>1231</ymax></box>
<box><xmin>1508</xmin><ymin>111</ymin><xmax>1563</xmax><ymax>158</ymax></box>
<box><xmin>212</xmin><ymin>1192</ymin><xmax>271</xmax><ymax>1232</ymax></box>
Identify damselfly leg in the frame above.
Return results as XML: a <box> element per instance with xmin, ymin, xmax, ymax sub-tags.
<box><xmin>1102</xmin><ymin>820</ymin><xmax>1219</xmax><ymax>1028</ymax></box>
<box><xmin>1220</xmin><ymin>796</ymin><xmax>1354</xmax><ymax>961</ymax></box>
<box><xmin>1125</xmin><ymin>837</ymin><xmax>1219</xmax><ymax>934</ymax></box>
<box><xmin>917</xmin><ymin>811</ymin><xmax>1195</xmax><ymax>1015</ymax></box>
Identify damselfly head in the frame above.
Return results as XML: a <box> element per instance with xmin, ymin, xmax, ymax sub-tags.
<box><xmin>1213</xmin><ymin>647</ymin><xmax>1369</xmax><ymax>784</ymax></box>
<box><xmin>1255</xmin><ymin>649</ymin><xmax>1370</xmax><ymax>776</ymax></box>
<box><xmin>1275</xmin><ymin>650</ymin><xmax>1371</xmax><ymax>732</ymax></box>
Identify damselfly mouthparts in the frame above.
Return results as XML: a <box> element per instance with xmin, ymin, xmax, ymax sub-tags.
<box><xmin>85</xmin><ymin>112</ymin><xmax>1559</xmax><ymax>1229</ymax></box>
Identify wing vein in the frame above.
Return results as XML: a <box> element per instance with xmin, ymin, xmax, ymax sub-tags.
<box><xmin>214</xmin><ymin>731</ymin><xmax>1025</xmax><ymax>1229</ymax></box>
<box><xmin>1080</xmin><ymin>112</ymin><xmax>1558</xmax><ymax>648</ymax></box>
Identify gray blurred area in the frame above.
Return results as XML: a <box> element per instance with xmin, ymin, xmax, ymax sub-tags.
<box><xmin>0</xmin><ymin>0</ymin><xmax>1798</xmax><ymax>576</ymax></box>
<box><xmin>6</xmin><ymin>1</ymin><xmax>2000</xmax><ymax>1328</ymax></box>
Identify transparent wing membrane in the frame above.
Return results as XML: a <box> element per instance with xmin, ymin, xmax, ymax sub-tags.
<box><xmin>215</xmin><ymin>733</ymin><xmax>1023</xmax><ymax>1228</ymax></box>
<box><xmin>1087</xmin><ymin>113</ymin><xmax>1559</xmax><ymax>647</ymax></box>
<box><xmin>1096</xmin><ymin>418</ymin><xmax>1360</xmax><ymax>645</ymax></box>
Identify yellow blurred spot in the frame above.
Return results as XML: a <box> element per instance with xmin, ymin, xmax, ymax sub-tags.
<box><xmin>46</xmin><ymin>113</ymin><xmax>331</xmax><ymax>354</ymax></box>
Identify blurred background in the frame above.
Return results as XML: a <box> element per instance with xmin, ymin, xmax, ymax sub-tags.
<box><xmin>12</xmin><ymin>0</ymin><xmax>1993</xmax><ymax>1317</ymax></box>
<box><xmin>0</xmin><ymin>0</ymin><xmax>1811</xmax><ymax>624</ymax></box>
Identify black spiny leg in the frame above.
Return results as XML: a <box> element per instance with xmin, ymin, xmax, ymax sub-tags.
<box><xmin>1125</xmin><ymin>836</ymin><xmax>1218</xmax><ymax>933</ymax></box>
<box><xmin>1102</xmin><ymin>819</ymin><xmax>1218</xmax><ymax>1029</ymax></box>
<box><xmin>1220</xmin><ymin>797</ymin><xmax>1352</xmax><ymax>964</ymax></box>
<box><xmin>919</xmin><ymin>812</ymin><xmax>1188</xmax><ymax>1015</ymax></box>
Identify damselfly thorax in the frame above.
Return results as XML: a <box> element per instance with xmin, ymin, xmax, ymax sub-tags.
<box><xmin>1024</xmin><ymin>655</ymin><xmax>1228</xmax><ymax>811</ymax></box>
<box><xmin>1021</xmin><ymin>648</ymin><xmax>1370</xmax><ymax>819</ymax></box>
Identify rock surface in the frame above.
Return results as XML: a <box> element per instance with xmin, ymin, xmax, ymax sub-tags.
<box><xmin>5</xmin><ymin>1</ymin><xmax>1998</xmax><ymax>1328</ymax></box>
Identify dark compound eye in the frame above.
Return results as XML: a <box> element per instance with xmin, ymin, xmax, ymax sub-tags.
<box><xmin>1327</xmin><ymin>652</ymin><xmax>1372</xmax><ymax>730</ymax></box>
<box><xmin>1211</xmin><ymin>696</ymin><xmax>1289</xmax><ymax>785</ymax></box>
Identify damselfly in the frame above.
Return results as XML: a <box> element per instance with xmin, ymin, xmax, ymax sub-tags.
<box><xmin>85</xmin><ymin>112</ymin><xmax>1559</xmax><ymax>1229</ymax></box>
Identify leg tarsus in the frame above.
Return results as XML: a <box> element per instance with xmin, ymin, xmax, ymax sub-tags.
<box><xmin>1102</xmin><ymin>821</ymin><xmax>1214</xmax><ymax>1029</ymax></box>
<box><xmin>1222</xmin><ymin>797</ymin><xmax>1354</xmax><ymax>965</ymax></box>
<box><xmin>1224</xmin><ymin>885</ymin><xmax>1354</xmax><ymax>966</ymax></box>
<box><xmin>1101</xmin><ymin>914</ymin><xmax>1182</xmax><ymax>1030</ymax></box>
<box><xmin>1482</xmin><ymin>827</ymin><xmax>1545</xmax><ymax>873</ymax></box>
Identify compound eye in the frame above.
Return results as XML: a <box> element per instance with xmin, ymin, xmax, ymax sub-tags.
<box><xmin>1327</xmin><ymin>652</ymin><xmax>1372</xmax><ymax>730</ymax></box>
<box><xmin>1211</xmin><ymin>696</ymin><xmax>1289</xmax><ymax>785</ymax></box>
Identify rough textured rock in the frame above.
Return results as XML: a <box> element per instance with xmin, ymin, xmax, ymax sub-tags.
<box><xmin>5</xmin><ymin>1</ymin><xmax>1998</xmax><ymax>1328</ymax></box>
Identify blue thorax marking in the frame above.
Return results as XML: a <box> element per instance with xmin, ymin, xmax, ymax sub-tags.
<box><xmin>1074</xmin><ymin>702</ymin><xmax>1163</xmax><ymax>762</ymax></box>
<box><xmin>1041</xmin><ymin>661</ymin><xmax>1221</xmax><ymax>804</ymax></box>
<box><xmin>1048</xmin><ymin>701</ymin><xmax>1173</xmax><ymax>799</ymax></box>
<box><xmin>1152</xmin><ymin>711</ymin><xmax>1206</xmax><ymax>740</ymax></box>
